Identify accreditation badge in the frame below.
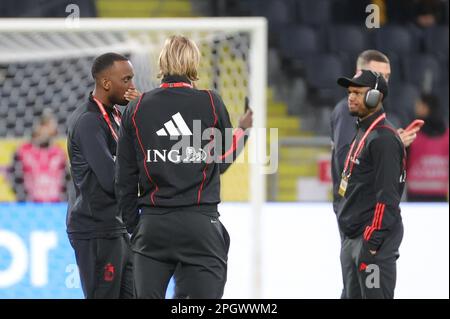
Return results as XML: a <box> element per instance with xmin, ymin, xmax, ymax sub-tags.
<box><xmin>338</xmin><ymin>174</ymin><xmax>349</xmax><ymax>197</ymax></box>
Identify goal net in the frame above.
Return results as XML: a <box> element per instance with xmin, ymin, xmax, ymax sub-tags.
<box><xmin>0</xmin><ymin>18</ymin><xmax>268</xmax><ymax>297</ymax></box>
<box><xmin>0</xmin><ymin>18</ymin><xmax>267</xmax><ymax>204</ymax></box>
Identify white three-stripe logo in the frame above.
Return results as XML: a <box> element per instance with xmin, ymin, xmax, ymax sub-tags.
<box><xmin>156</xmin><ymin>112</ymin><xmax>193</xmax><ymax>136</ymax></box>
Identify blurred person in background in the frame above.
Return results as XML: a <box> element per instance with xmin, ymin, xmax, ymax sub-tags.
<box><xmin>395</xmin><ymin>0</ymin><xmax>449</xmax><ymax>51</ymax></box>
<box><xmin>407</xmin><ymin>93</ymin><xmax>449</xmax><ymax>201</ymax></box>
<box><xmin>412</xmin><ymin>0</ymin><xmax>446</xmax><ymax>28</ymax></box>
<box><xmin>386</xmin><ymin>0</ymin><xmax>447</xmax><ymax>26</ymax></box>
<box><xmin>9</xmin><ymin>108</ymin><xmax>69</xmax><ymax>202</ymax></box>
<box><xmin>66</xmin><ymin>52</ymin><xmax>140</xmax><ymax>298</ymax></box>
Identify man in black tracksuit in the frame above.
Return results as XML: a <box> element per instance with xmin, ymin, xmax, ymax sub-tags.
<box><xmin>115</xmin><ymin>35</ymin><xmax>252</xmax><ymax>299</ymax></box>
<box><xmin>336</xmin><ymin>70</ymin><xmax>406</xmax><ymax>299</ymax></box>
<box><xmin>330</xmin><ymin>50</ymin><xmax>418</xmax><ymax>298</ymax></box>
<box><xmin>67</xmin><ymin>53</ymin><xmax>140</xmax><ymax>298</ymax></box>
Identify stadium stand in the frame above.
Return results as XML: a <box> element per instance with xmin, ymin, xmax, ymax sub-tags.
<box><xmin>0</xmin><ymin>0</ymin><xmax>448</xmax><ymax>202</ymax></box>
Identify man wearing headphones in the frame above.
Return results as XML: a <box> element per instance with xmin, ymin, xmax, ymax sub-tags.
<box><xmin>336</xmin><ymin>70</ymin><xmax>406</xmax><ymax>299</ymax></box>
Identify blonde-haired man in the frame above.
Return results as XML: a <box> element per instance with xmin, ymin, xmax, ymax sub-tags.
<box><xmin>115</xmin><ymin>35</ymin><xmax>252</xmax><ymax>298</ymax></box>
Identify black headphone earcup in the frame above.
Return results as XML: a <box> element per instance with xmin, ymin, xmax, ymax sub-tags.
<box><xmin>365</xmin><ymin>89</ymin><xmax>381</xmax><ymax>109</ymax></box>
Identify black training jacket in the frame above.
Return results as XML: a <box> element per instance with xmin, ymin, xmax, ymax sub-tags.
<box><xmin>115</xmin><ymin>75</ymin><xmax>247</xmax><ymax>232</ymax></box>
<box><xmin>66</xmin><ymin>93</ymin><xmax>126</xmax><ymax>239</ymax></box>
<box><xmin>337</xmin><ymin>108</ymin><xmax>406</xmax><ymax>251</ymax></box>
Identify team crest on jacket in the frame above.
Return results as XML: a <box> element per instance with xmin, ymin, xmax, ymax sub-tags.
<box><xmin>103</xmin><ymin>263</ymin><xmax>115</xmax><ymax>282</ymax></box>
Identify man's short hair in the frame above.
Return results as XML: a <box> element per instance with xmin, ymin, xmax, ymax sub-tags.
<box><xmin>356</xmin><ymin>50</ymin><xmax>390</xmax><ymax>70</ymax></box>
<box><xmin>91</xmin><ymin>52</ymin><xmax>128</xmax><ymax>79</ymax></box>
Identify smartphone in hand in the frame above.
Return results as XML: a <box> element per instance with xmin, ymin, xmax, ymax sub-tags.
<box><xmin>405</xmin><ymin>119</ymin><xmax>425</xmax><ymax>132</ymax></box>
<box><xmin>244</xmin><ymin>96</ymin><xmax>252</xmax><ymax>113</ymax></box>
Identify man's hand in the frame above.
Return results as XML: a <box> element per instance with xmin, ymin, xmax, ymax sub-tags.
<box><xmin>398</xmin><ymin>127</ymin><xmax>419</xmax><ymax>148</ymax></box>
<box><xmin>238</xmin><ymin>109</ymin><xmax>253</xmax><ymax>130</ymax></box>
<box><xmin>124</xmin><ymin>88</ymin><xmax>142</xmax><ymax>102</ymax></box>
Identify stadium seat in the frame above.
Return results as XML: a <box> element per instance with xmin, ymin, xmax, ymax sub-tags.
<box><xmin>0</xmin><ymin>104</ymin><xmax>8</xmax><ymax>119</ymax></box>
<box><xmin>331</xmin><ymin>0</ymin><xmax>369</xmax><ymax>25</ymax></box>
<box><xmin>6</xmin><ymin>113</ymin><xmax>16</xmax><ymax>132</ymax></box>
<box><xmin>327</xmin><ymin>25</ymin><xmax>370</xmax><ymax>71</ymax></box>
<box><xmin>304</xmin><ymin>54</ymin><xmax>346</xmax><ymax>106</ymax></box>
<box><xmin>33</xmin><ymin>104</ymin><xmax>44</xmax><ymax>118</ymax></box>
<box><xmin>328</xmin><ymin>25</ymin><xmax>368</xmax><ymax>56</ymax></box>
<box><xmin>387</xmin><ymin>84</ymin><xmax>420</xmax><ymax>127</ymax></box>
<box><xmin>279</xmin><ymin>26</ymin><xmax>321</xmax><ymax>60</ymax></box>
<box><xmin>250</xmin><ymin>0</ymin><xmax>295</xmax><ymax>47</ymax></box>
<box><xmin>433</xmin><ymin>84</ymin><xmax>450</xmax><ymax>123</ymax></box>
<box><xmin>298</xmin><ymin>0</ymin><xmax>332</xmax><ymax>27</ymax></box>
<box><xmin>1</xmin><ymin>80</ymin><xmax>13</xmax><ymax>96</ymax></box>
<box><xmin>424</xmin><ymin>26</ymin><xmax>449</xmax><ymax>60</ymax></box>
<box><xmin>24</xmin><ymin>107</ymin><xmax>34</xmax><ymax>126</ymax></box>
<box><xmin>374</xmin><ymin>26</ymin><xmax>417</xmax><ymax>57</ymax></box>
<box><xmin>403</xmin><ymin>54</ymin><xmax>442</xmax><ymax>90</ymax></box>
<box><xmin>15</xmin><ymin>101</ymin><xmax>26</xmax><ymax>118</ymax></box>
<box><xmin>14</xmin><ymin>118</ymin><xmax>25</xmax><ymax>137</ymax></box>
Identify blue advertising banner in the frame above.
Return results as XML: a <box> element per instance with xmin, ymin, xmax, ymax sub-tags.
<box><xmin>0</xmin><ymin>203</ymin><xmax>174</xmax><ymax>298</ymax></box>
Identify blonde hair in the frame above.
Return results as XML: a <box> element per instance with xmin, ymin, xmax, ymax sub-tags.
<box><xmin>157</xmin><ymin>35</ymin><xmax>200</xmax><ymax>82</ymax></box>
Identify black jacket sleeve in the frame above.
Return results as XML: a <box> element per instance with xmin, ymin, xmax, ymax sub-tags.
<box><xmin>211</xmin><ymin>91</ymin><xmax>249</xmax><ymax>174</ymax></box>
<box><xmin>75</xmin><ymin>112</ymin><xmax>116</xmax><ymax>195</ymax></box>
<box><xmin>364</xmin><ymin>133</ymin><xmax>404</xmax><ymax>251</ymax></box>
<box><xmin>115</xmin><ymin>100</ymin><xmax>140</xmax><ymax>233</ymax></box>
<box><xmin>331</xmin><ymin>100</ymin><xmax>357</xmax><ymax>182</ymax></box>
<box><xmin>331</xmin><ymin>100</ymin><xmax>357</xmax><ymax>212</ymax></box>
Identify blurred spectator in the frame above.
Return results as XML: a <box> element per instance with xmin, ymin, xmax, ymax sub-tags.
<box><xmin>386</xmin><ymin>0</ymin><xmax>447</xmax><ymax>25</ymax></box>
<box><xmin>406</xmin><ymin>93</ymin><xmax>449</xmax><ymax>202</ymax></box>
<box><xmin>413</xmin><ymin>0</ymin><xmax>447</xmax><ymax>28</ymax></box>
<box><xmin>9</xmin><ymin>109</ymin><xmax>69</xmax><ymax>202</ymax></box>
<box><xmin>389</xmin><ymin>0</ymin><xmax>449</xmax><ymax>52</ymax></box>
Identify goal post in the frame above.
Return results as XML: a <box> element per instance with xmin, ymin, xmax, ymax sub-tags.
<box><xmin>0</xmin><ymin>17</ymin><xmax>267</xmax><ymax>298</ymax></box>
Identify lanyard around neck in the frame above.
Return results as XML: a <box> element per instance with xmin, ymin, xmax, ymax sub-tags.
<box><xmin>160</xmin><ymin>82</ymin><xmax>193</xmax><ymax>88</ymax></box>
<box><xmin>343</xmin><ymin>113</ymin><xmax>386</xmax><ymax>176</ymax></box>
<box><xmin>92</xmin><ymin>96</ymin><xmax>121</xmax><ymax>142</ymax></box>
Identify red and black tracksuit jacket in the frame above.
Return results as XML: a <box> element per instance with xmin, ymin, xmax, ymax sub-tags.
<box><xmin>67</xmin><ymin>94</ymin><xmax>126</xmax><ymax>239</ymax></box>
<box><xmin>115</xmin><ymin>75</ymin><xmax>247</xmax><ymax>232</ymax></box>
<box><xmin>337</xmin><ymin>108</ymin><xmax>406</xmax><ymax>251</ymax></box>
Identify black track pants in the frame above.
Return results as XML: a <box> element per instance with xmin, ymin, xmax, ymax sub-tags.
<box><xmin>132</xmin><ymin>211</ymin><xmax>230</xmax><ymax>299</ymax></box>
<box><xmin>340</xmin><ymin>221</ymin><xmax>404</xmax><ymax>299</ymax></box>
<box><xmin>70</xmin><ymin>234</ymin><xmax>134</xmax><ymax>299</ymax></box>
